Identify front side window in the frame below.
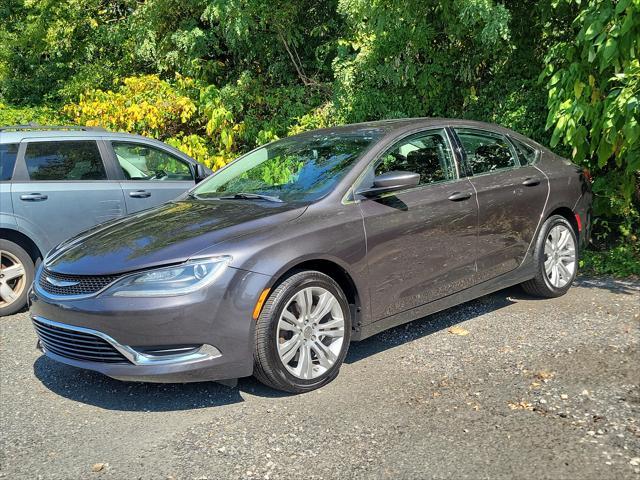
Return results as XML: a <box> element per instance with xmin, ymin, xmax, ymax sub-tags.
<box><xmin>25</xmin><ymin>141</ymin><xmax>107</xmax><ymax>181</ymax></box>
<box><xmin>192</xmin><ymin>130</ymin><xmax>383</xmax><ymax>202</ymax></box>
<box><xmin>455</xmin><ymin>129</ymin><xmax>518</xmax><ymax>175</ymax></box>
<box><xmin>371</xmin><ymin>129</ymin><xmax>457</xmax><ymax>186</ymax></box>
<box><xmin>0</xmin><ymin>144</ymin><xmax>18</xmax><ymax>181</ymax></box>
<box><xmin>113</xmin><ymin>143</ymin><xmax>193</xmax><ymax>181</ymax></box>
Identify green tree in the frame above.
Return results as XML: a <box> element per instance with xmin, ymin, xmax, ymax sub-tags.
<box><xmin>543</xmin><ymin>0</ymin><xmax>640</xmax><ymax>242</ymax></box>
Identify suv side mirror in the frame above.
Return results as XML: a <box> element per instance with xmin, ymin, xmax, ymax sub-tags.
<box><xmin>356</xmin><ymin>171</ymin><xmax>420</xmax><ymax>198</ymax></box>
<box><xmin>194</xmin><ymin>164</ymin><xmax>211</xmax><ymax>184</ymax></box>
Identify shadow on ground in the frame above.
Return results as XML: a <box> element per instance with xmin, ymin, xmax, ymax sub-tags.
<box><xmin>33</xmin><ymin>277</ymin><xmax>631</xmax><ymax>412</ymax></box>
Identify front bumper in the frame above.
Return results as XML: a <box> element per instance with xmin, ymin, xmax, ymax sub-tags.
<box><xmin>29</xmin><ymin>265</ymin><xmax>271</xmax><ymax>383</ymax></box>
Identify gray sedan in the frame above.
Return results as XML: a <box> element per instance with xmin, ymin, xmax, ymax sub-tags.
<box><xmin>28</xmin><ymin>119</ymin><xmax>592</xmax><ymax>393</ymax></box>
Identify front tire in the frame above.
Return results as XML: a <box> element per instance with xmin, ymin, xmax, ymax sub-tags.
<box><xmin>521</xmin><ymin>215</ymin><xmax>578</xmax><ymax>298</ymax></box>
<box><xmin>0</xmin><ymin>240</ymin><xmax>34</xmax><ymax>316</ymax></box>
<box><xmin>253</xmin><ymin>271</ymin><xmax>351</xmax><ymax>393</ymax></box>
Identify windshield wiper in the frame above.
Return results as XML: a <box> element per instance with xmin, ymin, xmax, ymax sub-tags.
<box><xmin>219</xmin><ymin>192</ymin><xmax>283</xmax><ymax>203</ymax></box>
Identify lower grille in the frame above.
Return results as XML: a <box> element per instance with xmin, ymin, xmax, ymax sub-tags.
<box><xmin>33</xmin><ymin>318</ymin><xmax>129</xmax><ymax>364</ymax></box>
<box><xmin>38</xmin><ymin>268</ymin><xmax>121</xmax><ymax>297</ymax></box>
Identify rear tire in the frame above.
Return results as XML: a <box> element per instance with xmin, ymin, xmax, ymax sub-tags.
<box><xmin>0</xmin><ymin>240</ymin><xmax>34</xmax><ymax>317</ymax></box>
<box><xmin>253</xmin><ymin>271</ymin><xmax>351</xmax><ymax>393</ymax></box>
<box><xmin>521</xmin><ymin>215</ymin><xmax>578</xmax><ymax>298</ymax></box>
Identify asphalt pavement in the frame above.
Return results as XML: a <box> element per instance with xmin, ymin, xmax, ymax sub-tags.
<box><xmin>1</xmin><ymin>276</ymin><xmax>638</xmax><ymax>479</ymax></box>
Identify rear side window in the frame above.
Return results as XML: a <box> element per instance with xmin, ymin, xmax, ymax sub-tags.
<box><xmin>511</xmin><ymin>138</ymin><xmax>539</xmax><ymax>165</ymax></box>
<box><xmin>25</xmin><ymin>141</ymin><xmax>107</xmax><ymax>181</ymax></box>
<box><xmin>0</xmin><ymin>144</ymin><xmax>18</xmax><ymax>181</ymax></box>
<box><xmin>455</xmin><ymin>129</ymin><xmax>518</xmax><ymax>175</ymax></box>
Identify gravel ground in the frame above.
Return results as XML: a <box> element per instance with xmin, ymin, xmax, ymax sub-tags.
<box><xmin>1</xmin><ymin>276</ymin><xmax>638</xmax><ymax>480</ymax></box>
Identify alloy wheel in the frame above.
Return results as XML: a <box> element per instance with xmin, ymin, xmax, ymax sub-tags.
<box><xmin>544</xmin><ymin>225</ymin><xmax>576</xmax><ymax>289</ymax></box>
<box><xmin>276</xmin><ymin>286</ymin><xmax>345</xmax><ymax>380</ymax></box>
<box><xmin>0</xmin><ymin>250</ymin><xmax>27</xmax><ymax>309</ymax></box>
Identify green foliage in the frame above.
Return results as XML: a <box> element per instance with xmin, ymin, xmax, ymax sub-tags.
<box><xmin>543</xmin><ymin>0</ymin><xmax>640</xmax><ymax>242</ymax></box>
<box><xmin>63</xmin><ymin>75</ymin><xmax>198</xmax><ymax>138</ymax></box>
<box><xmin>580</xmin><ymin>240</ymin><xmax>640</xmax><ymax>277</ymax></box>
<box><xmin>1</xmin><ymin>0</ymin><xmax>639</xmax><ymax>277</ymax></box>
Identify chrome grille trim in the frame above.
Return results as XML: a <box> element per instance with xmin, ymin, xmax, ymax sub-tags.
<box><xmin>33</xmin><ymin>317</ymin><xmax>130</xmax><ymax>364</ymax></box>
<box><xmin>32</xmin><ymin>316</ymin><xmax>223</xmax><ymax>366</ymax></box>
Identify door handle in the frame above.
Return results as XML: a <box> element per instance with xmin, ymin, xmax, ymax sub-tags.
<box><xmin>129</xmin><ymin>190</ymin><xmax>151</xmax><ymax>198</ymax></box>
<box><xmin>447</xmin><ymin>191</ymin><xmax>472</xmax><ymax>202</ymax></box>
<box><xmin>522</xmin><ymin>177</ymin><xmax>541</xmax><ymax>186</ymax></box>
<box><xmin>20</xmin><ymin>193</ymin><xmax>48</xmax><ymax>202</ymax></box>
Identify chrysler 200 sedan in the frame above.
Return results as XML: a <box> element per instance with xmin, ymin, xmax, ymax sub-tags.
<box><xmin>29</xmin><ymin>119</ymin><xmax>592</xmax><ymax>393</ymax></box>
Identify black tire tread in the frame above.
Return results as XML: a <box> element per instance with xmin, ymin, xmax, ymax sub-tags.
<box><xmin>253</xmin><ymin>270</ymin><xmax>349</xmax><ymax>393</ymax></box>
<box><xmin>521</xmin><ymin>215</ymin><xmax>577</xmax><ymax>298</ymax></box>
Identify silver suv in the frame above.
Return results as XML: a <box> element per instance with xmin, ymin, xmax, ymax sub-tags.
<box><xmin>0</xmin><ymin>125</ymin><xmax>211</xmax><ymax>315</ymax></box>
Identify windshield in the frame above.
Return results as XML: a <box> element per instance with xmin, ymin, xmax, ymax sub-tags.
<box><xmin>191</xmin><ymin>130</ymin><xmax>383</xmax><ymax>202</ymax></box>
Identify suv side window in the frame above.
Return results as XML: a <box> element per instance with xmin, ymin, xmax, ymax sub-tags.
<box><xmin>455</xmin><ymin>129</ymin><xmax>519</xmax><ymax>175</ymax></box>
<box><xmin>25</xmin><ymin>141</ymin><xmax>107</xmax><ymax>181</ymax></box>
<box><xmin>370</xmin><ymin>129</ymin><xmax>457</xmax><ymax>187</ymax></box>
<box><xmin>113</xmin><ymin>142</ymin><xmax>193</xmax><ymax>181</ymax></box>
<box><xmin>0</xmin><ymin>144</ymin><xmax>19</xmax><ymax>181</ymax></box>
<box><xmin>511</xmin><ymin>137</ymin><xmax>539</xmax><ymax>165</ymax></box>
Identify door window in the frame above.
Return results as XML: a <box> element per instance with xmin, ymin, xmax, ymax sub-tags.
<box><xmin>25</xmin><ymin>141</ymin><xmax>107</xmax><ymax>180</ymax></box>
<box><xmin>511</xmin><ymin>138</ymin><xmax>539</xmax><ymax>165</ymax></box>
<box><xmin>113</xmin><ymin>143</ymin><xmax>193</xmax><ymax>181</ymax></box>
<box><xmin>366</xmin><ymin>129</ymin><xmax>457</xmax><ymax>189</ymax></box>
<box><xmin>0</xmin><ymin>144</ymin><xmax>18</xmax><ymax>181</ymax></box>
<box><xmin>455</xmin><ymin>129</ymin><xmax>518</xmax><ymax>175</ymax></box>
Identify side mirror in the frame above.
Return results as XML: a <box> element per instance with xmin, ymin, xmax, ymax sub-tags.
<box><xmin>194</xmin><ymin>164</ymin><xmax>211</xmax><ymax>184</ymax></box>
<box><xmin>356</xmin><ymin>171</ymin><xmax>420</xmax><ymax>198</ymax></box>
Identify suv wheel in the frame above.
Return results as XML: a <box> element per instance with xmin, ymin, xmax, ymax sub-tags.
<box><xmin>253</xmin><ymin>271</ymin><xmax>351</xmax><ymax>393</ymax></box>
<box><xmin>521</xmin><ymin>215</ymin><xmax>578</xmax><ymax>298</ymax></box>
<box><xmin>0</xmin><ymin>240</ymin><xmax>34</xmax><ymax>316</ymax></box>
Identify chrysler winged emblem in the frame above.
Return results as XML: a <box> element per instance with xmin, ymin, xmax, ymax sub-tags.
<box><xmin>45</xmin><ymin>276</ymin><xmax>80</xmax><ymax>288</ymax></box>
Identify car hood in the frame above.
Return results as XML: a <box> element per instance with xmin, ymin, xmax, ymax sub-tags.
<box><xmin>45</xmin><ymin>200</ymin><xmax>307</xmax><ymax>275</ymax></box>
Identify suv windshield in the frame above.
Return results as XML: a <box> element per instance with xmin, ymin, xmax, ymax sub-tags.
<box><xmin>191</xmin><ymin>130</ymin><xmax>383</xmax><ymax>202</ymax></box>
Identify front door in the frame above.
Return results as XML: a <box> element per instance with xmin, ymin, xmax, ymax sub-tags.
<box><xmin>109</xmin><ymin>141</ymin><xmax>196</xmax><ymax>213</ymax></box>
<box><xmin>11</xmin><ymin>139</ymin><xmax>126</xmax><ymax>252</ymax></box>
<box><xmin>357</xmin><ymin>128</ymin><xmax>478</xmax><ymax>321</ymax></box>
<box><xmin>453</xmin><ymin>128</ymin><xmax>549</xmax><ymax>282</ymax></box>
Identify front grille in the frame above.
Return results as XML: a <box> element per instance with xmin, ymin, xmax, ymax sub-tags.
<box><xmin>38</xmin><ymin>268</ymin><xmax>120</xmax><ymax>296</ymax></box>
<box><xmin>33</xmin><ymin>318</ymin><xmax>129</xmax><ymax>364</ymax></box>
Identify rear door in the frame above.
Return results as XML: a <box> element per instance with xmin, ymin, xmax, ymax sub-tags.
<box><xmin>10</xmin><ymin>139</ymin><xmax>126</xmax><ymax>252</ymax></box>
<box><xmin>107</xmin><ymin>141</ymin><xmax>196</xmax><ymax>213</ymax></box>
<box><xmin>357</xmin><ymin>128</ymin><xmax>478</xmax><ymax>321</ymax></box>
<box><xmin>452</xmin><ymin>128</ymin><xmax>548</xmax><ymax>282</ymax></box>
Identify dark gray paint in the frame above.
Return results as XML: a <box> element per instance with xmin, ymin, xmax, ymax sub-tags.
<box><xmin>29</xmin><ymin>118</ymin><xmax>592</xmax><ymax>382</ymax></box>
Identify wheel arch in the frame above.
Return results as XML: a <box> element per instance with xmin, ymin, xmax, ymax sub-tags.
<box><xmin>546</xmin><ymin>206</ymin><xmax>579</xmax><ymax>238</ymax></box>
<box><xmin>0</xmin><ymin>228</ymin><xmax>42</xmax><ymax>264</ymax></box>
<box><xmin>268</xmin><ymin>257</ymin><xmax>363</xmax><ymax>326</ymax></box>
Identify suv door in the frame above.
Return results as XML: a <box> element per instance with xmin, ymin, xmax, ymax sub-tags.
<box><xmin>452</xmin><ymin>128</ymin><xmax>548</xmax><ymax>282</ymax></box>
<box><xmin>356</xmin><ymin>128</ymin><xmax>478</xmax><ymax>321</ymax></box>
<box><xmin>108</xmin><ymin>141</ymin><xmax>196</xmax><ymax>213</ymax></box>
<box><xmin>10</xmin><ymin>139</ymin><xmax>126</xmax><ymax>252</ymax></box>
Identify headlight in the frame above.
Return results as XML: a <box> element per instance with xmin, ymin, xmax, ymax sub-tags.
<box><xmin>105</xmin><ymin>257</ymin><xmax>230</xmax><ymax>297</ymax></box>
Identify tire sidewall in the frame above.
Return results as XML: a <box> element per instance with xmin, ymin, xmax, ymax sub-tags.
<box><xmin>259</xmin><ymin>272</ymin><xmax>352</xmax><ymax>391</ymax></box>
<box><xmin>537</xmin><ymin>216</ymin><xmax>578</xmax><ymax>295</ymax></box>
<box><xmin>0</xmin><ymin>239</ymin><xmax>35</xmax><ymax>316</ymax></box>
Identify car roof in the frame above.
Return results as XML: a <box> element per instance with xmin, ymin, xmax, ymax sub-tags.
<box><xmin>0</xmin><ymin>128</ymin><xmax>162</xmax><ymax>144</ymax></box>
<box><xmin>289</xmin><ymin>117</ymin><xmax>531</xmax><ymax>138</ymax></box>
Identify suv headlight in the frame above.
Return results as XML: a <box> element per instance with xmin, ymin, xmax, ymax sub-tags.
<box><xmin>105</xmin><ymin>257</ymin><xmax>231</xmax><ymax>297</ymax></box>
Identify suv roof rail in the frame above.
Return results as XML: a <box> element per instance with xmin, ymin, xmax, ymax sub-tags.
<box><xmin>0</xmin><ymin>123</ymin><xmax>107</xmax><ymax>132</ymax></box>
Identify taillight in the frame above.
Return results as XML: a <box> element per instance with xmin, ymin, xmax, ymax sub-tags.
<box><xmin>583</xmin><ymin>168</ymin><xmax>592</xmax><ymax>183</ymax></box>
<box><xmin>575</xmin><ymin>213</ymin><xmax>582</xmax><ymax>232</ymax></box>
